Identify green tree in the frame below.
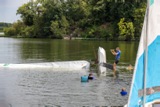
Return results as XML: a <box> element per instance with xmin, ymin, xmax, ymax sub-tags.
<box><xmin>50</xmin><ymin>15</ymin><xmax>69</xmax><ymax>38</ymax></box>
<box><xmin>90</xmin><ymin>0</ymin><xmax>106</xmax><ymax>24</ymax></box>
<box><xmin>4</xmin><ymin>20</ymin><xmax>25</xmax><ymax>36</ymax></box>
<box><xmin>4</xmin><ymin>0</ymin><xmax>146</xmax><ymax>40</ymax></box>
<box><xmin>118</xmin><ymin>18</ymin><xmax>135</xmax><ymax>41</ymax></box>
<box><xmin>17</xmin><ymin>2</ymin><xmax>35</xmax><ymax>26</ymax></box>
<box><xmin>50</xmin><ymin>21</ymin><xmax>62</xmax><ymax>38</ymax></box>
<box><xmin>133</xmin><ymin>2</ymin><xmax>146</xmax><ymax>38</ymax></box>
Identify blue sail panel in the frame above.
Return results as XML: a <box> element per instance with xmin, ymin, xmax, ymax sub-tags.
<box><xmin>128</xmin><ymin>53</ymin><xmax>144</xmax><ymax>107</ymax></box>
<box><xmin>146</xmin><ymin>35</ymin><xmax>160</xmax><ymax>101</ymax></box>
<box><xmin>128</xmin><ymin>36</ymin><xmax>160</xmax><ymax>107</ymax></box>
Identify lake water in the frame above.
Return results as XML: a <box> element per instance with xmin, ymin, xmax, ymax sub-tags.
<box><xmin>0</xmin><ymin>37</ymin><xmax>138</xmax><ymax>106</ymax></box>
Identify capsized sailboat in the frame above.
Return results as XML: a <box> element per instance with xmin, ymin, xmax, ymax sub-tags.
<box><xmin>0</xmin><ymin>60</ymin><xmax>90</xmax><ymax>70</ymax></box>
<box><xmin>98</xmin><ymin>47</ymin><xmax>114</xmax><ymax>76</ymax></box>
<box><xmin>126</xmin><ymin>0</ymin><xmax>160</xmax><ymax>106</ymax></box>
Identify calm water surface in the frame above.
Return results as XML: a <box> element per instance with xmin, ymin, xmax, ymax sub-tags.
<box><xmin>0</xmin><ymin>37</ymin><xmax>138</xmax><ymax>106</ymax></box>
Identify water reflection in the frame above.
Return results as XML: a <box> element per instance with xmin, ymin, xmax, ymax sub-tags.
<box><xmin>0</xmin><ymin>38</ymin><xmax>138</xmax><ymax>64</ymax></box>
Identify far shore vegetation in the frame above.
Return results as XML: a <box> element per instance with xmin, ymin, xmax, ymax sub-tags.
<box><xmin>2</xmin><ymin>0</ymin><xmax>146</xmax><ymax>41</ymax></box>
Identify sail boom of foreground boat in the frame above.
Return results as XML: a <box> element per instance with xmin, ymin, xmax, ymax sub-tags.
<box><xmin>127</xmin><ymin>0</ymin><xmax>160</xmax><ymax>106</ymax></box>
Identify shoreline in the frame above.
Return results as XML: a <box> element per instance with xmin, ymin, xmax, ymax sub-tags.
<box><xmin>0</xmin><ymin>35</ymin><xmax>139</xmax><ymax>41</ymax></box>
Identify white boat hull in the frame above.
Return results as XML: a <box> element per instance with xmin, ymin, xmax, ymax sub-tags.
<box><xmin>0</xmin><ymin>60</ymin><xmax>90</xmax><ymax>70</ymax></box>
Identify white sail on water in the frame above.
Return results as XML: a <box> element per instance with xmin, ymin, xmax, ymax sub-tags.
<box><xmin>98</xmin><ymin>47</ymin><xmax>107</xmax><ymax>75</ymax></box>
<box><xmin>127</xmin><ymin>0</ymin><xmax>160</xmax><ymax>106</ymax></box>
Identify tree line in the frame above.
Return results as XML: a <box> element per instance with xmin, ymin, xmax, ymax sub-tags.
<box><xmin>4</xmin><ymin>0</ymin><xmax>146</xmax><ymax>41</ymax></box>
<box><xmin>0</xmin><ymin>22</ymin><xmax>11</xmax><ymax>32</ymax></box>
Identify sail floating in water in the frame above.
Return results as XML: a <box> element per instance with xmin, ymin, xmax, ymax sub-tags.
<box><xmin>127</xmin><ymin>0</ymin><xmax>160</xmax><ymax>106</ymax></box>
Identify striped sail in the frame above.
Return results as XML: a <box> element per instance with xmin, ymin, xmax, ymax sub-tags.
<box><xmin>127</xmin><ymin>0</ymin><xmax>160</xmax><ymax>106</ymax></box>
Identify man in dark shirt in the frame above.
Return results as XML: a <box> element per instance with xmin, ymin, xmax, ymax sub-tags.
<box><xmin>110</xmin><ymin>47</ymin><xmax>121</xmax><ymax>79</ymax></box>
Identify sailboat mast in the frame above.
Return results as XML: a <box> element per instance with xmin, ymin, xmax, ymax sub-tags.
<box><xmin>143</xmin><ymin>0</ymin><xmax>150</xmax><ymax>106</ymax></box>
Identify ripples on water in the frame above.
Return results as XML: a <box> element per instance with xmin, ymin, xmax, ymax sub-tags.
<box><xmin>0</xmin><ymin>67</ymin><xmax>132</xmax><ymax>107</ymax></box>
<box><xmin>0</xmin><ymin>38</ymin><xmax>136</xmax><ymax>106</ymax></box>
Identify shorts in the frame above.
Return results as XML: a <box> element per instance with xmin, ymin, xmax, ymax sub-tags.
<box><xmin>114</xmin><ymin>60</ymin><xmax>119</xmax><ymax>64</ymax></box>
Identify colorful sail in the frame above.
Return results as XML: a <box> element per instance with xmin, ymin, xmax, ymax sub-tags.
<box><xmin>127</xmin><ymin>0</ymin><xmax>160</xmax><ymax>106</ymax></box>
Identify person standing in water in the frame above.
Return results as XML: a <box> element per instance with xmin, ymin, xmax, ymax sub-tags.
<box><xmin>110</xmin><ymin>47</ymin><xmax>121</xmax><ymax>79</ymax></box>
